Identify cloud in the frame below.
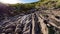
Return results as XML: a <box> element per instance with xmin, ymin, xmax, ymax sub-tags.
<box><xmin>0</xmin><ymin>0</ymin><xmax>39</xmax><ymax>4</ymax></box>
<box><xmin>0</xmin><ymin>0</ymin><xmax>22</xmax><ymax>4</ymax></box>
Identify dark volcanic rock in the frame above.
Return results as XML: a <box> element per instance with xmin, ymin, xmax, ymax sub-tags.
<box><xmin>0</xmin><ymin>9</ymin><xmax>60</xmax><ymax>34</ymax></box>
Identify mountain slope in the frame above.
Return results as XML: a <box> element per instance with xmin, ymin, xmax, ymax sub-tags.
<box><xmin>0</xmin><ymin>0</ymin><xmax>60</xmax><ymax>34</ymax></box>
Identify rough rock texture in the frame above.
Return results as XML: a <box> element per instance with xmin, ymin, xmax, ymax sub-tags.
<box><xmin>0</xmin><ymin>9</ymin><xmax>60</xmax><ymax>34</ymax></box>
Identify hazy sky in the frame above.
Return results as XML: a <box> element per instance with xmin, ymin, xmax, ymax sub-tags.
<box><xmin>0</xmin><ymin>0</ymin><xmax>39</xmax><ymax>4</ymax></box>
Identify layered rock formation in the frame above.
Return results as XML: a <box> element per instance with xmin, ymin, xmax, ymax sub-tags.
<box><xmin>0</xmin><ymin>9</ymin><xmax>60</xmax><ymax>34</ymax></box>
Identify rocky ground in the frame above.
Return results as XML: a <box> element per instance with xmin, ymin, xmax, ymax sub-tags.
<box><xmin>0</xmin><ymin>9</ymin><xmax>60</xmax><ymax>34</ymax></box>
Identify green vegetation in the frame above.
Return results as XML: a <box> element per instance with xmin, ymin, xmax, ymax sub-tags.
<box><xmin>36</xmin><ymin>0</ymin><xmax>60</xmax><ymax>9</ymax></box>
<box><xmin>9</xmin><ymin>0</ymin><xmax>60</xmax><ymax>10</ymax></box>
<box><xmin>8</xmin><ymin>0</ymin><xmax>60</xmax><ymax>16</ymax></box>
<box><xmin>8</xmin><ymin>3</ymin><xmax>36</xmax><ymax>16</ymax></box>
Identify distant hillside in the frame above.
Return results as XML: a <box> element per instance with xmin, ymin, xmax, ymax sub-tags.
<box><xmin>0</xmin><ymin>0</ymin><xmax>60</xmax><ymax>16</ymax></box>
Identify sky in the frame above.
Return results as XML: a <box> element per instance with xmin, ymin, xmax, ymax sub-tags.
<box><xmin>0</xmin><ymin>0</ymin><xmax>39</xmax><ymax>4</ymax></box>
